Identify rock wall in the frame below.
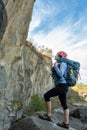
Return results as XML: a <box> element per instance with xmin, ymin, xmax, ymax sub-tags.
<box><xmin>0</xmin><ymin>0</ymin><xmax>53</xmax><ymax>130</ymax></box>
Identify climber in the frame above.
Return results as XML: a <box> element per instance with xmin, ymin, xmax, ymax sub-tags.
<box><xmin>39</xmin><ymin>51</ymin><xmax>69</xmax><ymax>129</ymax></box>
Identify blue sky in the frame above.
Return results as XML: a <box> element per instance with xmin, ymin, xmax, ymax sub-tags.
<box><xmin>27</xmin><ymin>0</ymin><xmax>87</xmax><ymax>84</ymax></box>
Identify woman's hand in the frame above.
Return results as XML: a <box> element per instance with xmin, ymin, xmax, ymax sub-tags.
<box><xmin>54</xmin><ymin>62</ymin><xmax>59</xmax><ymax>66</ymax></box>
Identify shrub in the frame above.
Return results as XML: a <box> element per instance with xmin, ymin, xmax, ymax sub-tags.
<box><xmin>30</xmin><ymin>94</ymin><xmax>46</xmax><ymax>112</ymax></box>
<box><xmin>24</xmin><ymin>94</ymin><xmax>46</xmax><ymax>115</ymax></box>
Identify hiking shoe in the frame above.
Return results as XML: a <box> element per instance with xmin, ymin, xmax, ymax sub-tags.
<box><xmin>39</xmin><ymin>113</ymin><xmax>52</xmax><ymax>121</ymax></box>
<box><xmin>57</xmin><ymin>122</ymin><xmax>69</xmax><ymax>129</ymax></box>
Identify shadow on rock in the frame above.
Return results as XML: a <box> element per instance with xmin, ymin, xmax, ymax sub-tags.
<box><xmin>0</xmin><ymin>0</ymin><xmax>7</xmax><ymax>42</ymax></box>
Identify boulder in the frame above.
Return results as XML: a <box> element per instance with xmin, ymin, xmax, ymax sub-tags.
<box><xmin>8</xmin><ymin>111</ymin><xmax>85</xmax><ymax>130</ymax></box>
<box><xmin>70</xmin><ymin>107</ymin><xmax>87</xmax><ymax>123</ymax></box>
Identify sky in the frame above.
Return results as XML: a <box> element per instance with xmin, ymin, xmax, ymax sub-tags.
<box><xmin>27</xmin><ymin>0</ymin><xmax>87</xmax><ymax>84</ymax></box>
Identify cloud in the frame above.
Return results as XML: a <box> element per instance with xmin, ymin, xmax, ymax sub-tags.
<box><xmin>29</xmin><ymin>0</ymin><xmax>55</xmax><ymax>33</ymax></box>
<box><xmin>28</xmin><ymin>23</ymin><xmax>87</xmax><ymax>84</ymax></box>
<box><xmin>27</xmin><ymin>0</ymin><xmax>87</xmax><ymax>84</ymax></box>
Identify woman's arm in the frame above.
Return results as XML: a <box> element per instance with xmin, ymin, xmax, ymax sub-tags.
<box><xmin>53</xmin><ymin>62</ymin><xmax>66</xmax><ymax>77</ymax></box>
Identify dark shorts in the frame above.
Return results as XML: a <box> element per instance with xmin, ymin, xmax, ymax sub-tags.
<box><xmin>44</xmin><ymin>83</ymin><xmax>68</xmax><ymax>110</ymax></box>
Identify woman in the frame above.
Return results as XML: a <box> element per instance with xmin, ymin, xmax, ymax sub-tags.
<box><xmin>39</xmin><ymin>51</ymin><xmax>69</xmax><ymax>129</ymax></box>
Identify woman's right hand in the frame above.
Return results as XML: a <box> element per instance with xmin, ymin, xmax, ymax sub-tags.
<box><xmin>54</xmin><ymin>62</ymin><xmax>59</xmax><ymax>66</ymax></box>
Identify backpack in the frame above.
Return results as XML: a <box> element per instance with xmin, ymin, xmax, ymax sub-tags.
<box><xmin>57</xmin><ymin>58</ymin><xmax>80</xmax><ymax>87</ymax></box>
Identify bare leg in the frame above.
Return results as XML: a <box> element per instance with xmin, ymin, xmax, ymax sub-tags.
<box><xmin>46</xmin><ymin>101</ymin><xmax>52</xmax><ymax>116</ymax></box>
<box><xmin>39</xmin><ymin>101</ymin><xmax>52</xmax><ymax>121</ymax></box>
<box><xmin>64</xmin><ymin>109</ymin><xmax>69</xmax><ymax>124</ymax></box>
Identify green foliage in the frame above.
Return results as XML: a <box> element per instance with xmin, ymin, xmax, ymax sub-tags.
<box><xmin>24</xmin><ymin>94</ymin><xmax>46</xmax><ymax>115</ymax></box>
<box><xmin>30</xmin><ymin>94</ymin><xmax>46</xmax><ymax>112</ymax></box>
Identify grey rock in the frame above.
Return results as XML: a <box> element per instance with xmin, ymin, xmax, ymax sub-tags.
<box><xmin>70</xmin><ymin>107</ymin><xmax>87</xmax><ymax>121</ymax></box>
<box><xmin>9</xmin><ymin>111</ymin><xmax>86</xmax><ymax>130</ymax></box>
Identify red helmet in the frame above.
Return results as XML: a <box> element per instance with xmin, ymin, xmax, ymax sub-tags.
<box><xmin>57</xmin><ymin>51</ymin><xmax>67</xmax><ymax>58</ymax></box>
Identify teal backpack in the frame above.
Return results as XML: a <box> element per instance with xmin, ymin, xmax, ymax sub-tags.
<box><xmin>57</xmin><ymin>58</ymin><xmax>80</xmax><ymax>87</ymax></box>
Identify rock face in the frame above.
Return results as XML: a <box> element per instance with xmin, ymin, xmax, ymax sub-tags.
<box><xmin>0</xmin><ymin>0</ymin><xmax>53</xmax><ymax>130</ymax></box>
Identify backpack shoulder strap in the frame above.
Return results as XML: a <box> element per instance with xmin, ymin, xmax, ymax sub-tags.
<box><xmin>57</xmin><ymin>58</ymin><xmax>80</xmax><ymax>69</ymax></box>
